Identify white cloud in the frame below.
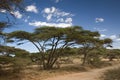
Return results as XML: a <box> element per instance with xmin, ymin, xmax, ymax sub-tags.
<box><xmin>109</xmin><ymin>35</ymin><xmax>117</xmax><ymax>40</ymax></box>
<box><xmin>110</xmin><ymin>41</ymin><xmax>120</xmax><ymax>49</ymax></box>
<box><xmin>100</xmin><ymin>34</ymin><xmax>106</xmax><ymax>38</ymax></box>
<box><xmin>46</xmin><ymin>14</ymin><xmax>52</xmax><ymax>21</ymax></box>
<box><xmin>44</xmin><ymin>8</ymin><xmax>51</xmax><ymax>14</ymax></box>
<box><xmin>56</xmin><ymin>18</ymin><xmax>64</xmax><ymax>22</ymax></box>
<box><xmin>55</xmin><ymin>0</ymin><xmax>62</xmax><ymax>3</ymax></box>
<box><xmin>55</xmin><ymin>11</ymin><xmax>71</xmax><ymax>17</ymax></box>
<box><xmin>43</xmin><ymin>7</ymin><xmax>56</xmax><ymax>14</ymax></box>
<box><xmin>108</xmin><ymin>35</ymin><xmax>120</xmax><ymax>46</ymax></box>
<box><xmin>0</xmin><ymin>9</ymin><xmax>6</xmax><ymax>13</ymax></box>
<box><xmin>116</xmin><ymin>38</ymin><xmax>120</xmax><ymax>41</ymax></box>
<box><xmin>29</xmin><ymin>21</ymin><xmax>72</xmax><ymax>28</ymax></box>
<box><xmin>34</xmin><ymin>7</ymin><xmax>74</xmax><ymax>28</ymax></box>
<box><xmin>95</xmin><ymin>18</ymin><xmax>104</xmax><ymax>23</ymax></box>
<box><xmin>43</xmin><ymin>7</ymin><xmax>73</xmax><ymax>21</ymax></box>
<box><xmin>10</xmin><ymin>11</ymin><xmax>22</xmax><ymax>19</ymax></box>
<box><xmin>25</xmin><ymin>5</ymin><xmax>38</xmax><ymax>13</ymax></box>
<box><xmin>98</xmin><ymin>34</ymin><xmax>120</xmax><ymax>49</ymax></box>
<box><xmin>94</xmin><ymin>28</ymin><xmax>107</xmax><ymax>32</ymax></box>
<box><xmin>109</xmin><ymin>34</ymin><xmax>120</xmax><ymax>42</ymax></box>
<box><xmin>65</xmin><ymin>18</ymin><xmax>72</xmax><ymax>23</ymax></box>
<box><xmin>51</xmin><ymin>7</ymin><xmax>56</xmax><ymax>13</ymax></box>
<box><xmin>105</xmin><ymin>34</ymin><xmax>120</xmax><ymax>49</ymax></box>
<box><xmin>24</xmin><ymin>19</ymin><xmax>28</xmax><ymax>22</ymax></box>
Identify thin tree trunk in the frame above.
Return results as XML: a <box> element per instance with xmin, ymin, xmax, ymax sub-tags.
<box><xmin>82</xmin><ymin>52</ymin><xmax>87</xmax><ymax>65</ymax></box>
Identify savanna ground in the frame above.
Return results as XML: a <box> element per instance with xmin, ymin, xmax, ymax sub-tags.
<box><xmin>0</xmin><ymin>55</ymin><xmax>120</xmax><ymax>80</ymax></box>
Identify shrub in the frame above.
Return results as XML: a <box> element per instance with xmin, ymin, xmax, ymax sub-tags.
<box><xmin>102</xmin><ymin>67</ymin><xmax>120</xmax><ymax>80</ymax></box>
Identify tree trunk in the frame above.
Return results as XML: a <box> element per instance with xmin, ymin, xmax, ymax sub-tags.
<box><xmin>43</xmin><ymin>63</ymin><xmax>53</xmax><ymax>70</ymax></box>
<box><xmin>82</xmin><ymin>52</ymin><xmax>87</xmax><ymax>65</ymax></box>
<box><xmin>43</xmin><ymin>55</ymin><xmax>59</xmax><ymax>70</ymax></box>
<box><xmin>109</xmin><ymin>56</ymin><xmax>113</xmax><ymax>61</ymax></box>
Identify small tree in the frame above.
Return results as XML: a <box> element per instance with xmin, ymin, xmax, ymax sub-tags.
<box><xmin>71</xmin><ymin>30</ymin><xmax>112</xmax><ymax>65</ymax></box>
<box><xmin>105</xmin><ymin>49</ymin><xmax>120</xmax><ymax>61</ymax></box>
<box><xmin>71</xmin><ymin>30</ymin><xmax>100</xmax><ymax>65</ymax></box>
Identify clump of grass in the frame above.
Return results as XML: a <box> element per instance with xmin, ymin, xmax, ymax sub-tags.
<box><xmin>0</xmin><ymin>69</ymin><xmax>23</xmax><ymax>80</ymax></box>
<box><xmin>101</xmin><ymin>67</ymin><xmax>120</xmax><ymax>80</ymax></box>
<box><xmin>59</xmin><ymin>65</ymin><xmax>88</xmax><ymax>72</ymax></box>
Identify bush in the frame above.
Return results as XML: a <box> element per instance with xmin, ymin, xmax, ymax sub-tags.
<box><xmin>102</xmin><ymin>67</ymin><xmax>120</xmax><ymax>80</ymax></box>
<box><xmin>86</xmin><ymin>51</ymin><xmax>102</xmax><ymax>67</ymax></box>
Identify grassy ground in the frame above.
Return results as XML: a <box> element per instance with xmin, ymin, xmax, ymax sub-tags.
<box><xmin>0</xmin><ymin>56</ymin><xmax>119</xmax><ymax>80</ymax></box>
<box><xmin>0</xmin><ymin>64</ymin><xmax>89</xmax><ymax>80</ymax></box>
<box><xmin>101</xmin><ymin>66</ymin><xmax>120</xmax><ymax>80</ymax></box>
<box><xmin>23</xmin><ymin>64</ymin><xmax>89</xmax><ymax>80</ymax></box>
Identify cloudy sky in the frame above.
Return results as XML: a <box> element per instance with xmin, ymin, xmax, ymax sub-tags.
<box><xmin>1</xmin><ymin>0</ymin><xmax>120</xmax><ymax>52</ymax></box>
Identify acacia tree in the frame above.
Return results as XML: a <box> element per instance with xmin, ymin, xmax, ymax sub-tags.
<box><xmin>74</xmin><ymin>31</ymin><xmax>100</xmax><ymax>65</ymax></box>
<box><xmin>8</xmin><ymin>26</ymin><xmax>81</xmax><ymax>69</ymax></box>
<box><xmin>71</xmin><ymin>30</ymin><xmax>112</xmax><ymax>65</ymax></box>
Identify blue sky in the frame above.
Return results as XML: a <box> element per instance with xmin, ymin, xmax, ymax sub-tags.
<box><xmin>1</xmin><ymin>0</ymin><xmax>120</xmax><ymax>52</ymax></box>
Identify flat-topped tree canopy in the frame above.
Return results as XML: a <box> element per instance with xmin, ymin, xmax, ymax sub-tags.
<box><xmin>0</xmin><ymin>0</ymin><xmax>23</xmax><ymax>12</ymax></box>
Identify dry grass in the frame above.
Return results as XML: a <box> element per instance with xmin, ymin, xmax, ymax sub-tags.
<box><xmin>22</xmin><ymin>64</ymin><xmax>89</xmax><ymax>80</ymax></box>
<box><xmin>0</xmin><ymin>69</ymin><xmax>23</xmax><ymax>80</ymax></box>
<box><xmin>0</xmin><ymin>57</ymin><xmax>119</xmax><ymax>80</ymax></box>
<box><xmin>22</xmin><ymin>61</ymin><xmax>116</xmax><ymax>80</ymax></box>
<box><xmin>101</xmin><ymin>67</ymin><xmax>120</xmax><ymax>80</ymax></box>
<box><xmin>0</xmin><ymin>64</ymin><xmax>88</xmax><ymax>80</ymax></box>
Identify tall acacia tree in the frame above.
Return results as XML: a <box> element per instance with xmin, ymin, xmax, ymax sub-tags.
<box><xmin>8</xmin><ymin>26</ymin><xmax>81</xmax><ymax>69</ymax></box>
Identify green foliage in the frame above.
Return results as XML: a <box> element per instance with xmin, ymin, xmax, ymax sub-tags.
<box><xmin>8</xmin><ymin>31</ymin><xmax>33</xmax><ymax>41</ymax></box>
<box><xmin>103</xmin><ymin>38</ymin><xmax>113</xmax><ymax>44</ymax></box>
<box><xmin>7</xmin><ymin>26</ymin><xmax>113</xmax><ymax>69</ymax></box>
<box><xmin>0</xmin><ymin>0</ymin><xmax>24</xmax><ymax>31</ymax></box>
<box><xmin>0</xmin><ymin>0</ymin><xmax>28</xmax><ymax>78</ymax></box>
<box><xmin>0</xmin><ymin>46</ymin><xmax>29</xmax><ymax>57</ymax></box>
<box><xmin>30</xmin><ymin>53</ymin><xmax>42</xmax><ymax>62</ymax></box>
<box><xmin>13</xmin><ymin>48</ymin><xmax>29</xmax><ymax>58</ymax></box>
<box><xmin>8</xmin><ymin>26</ymin><xmax>85</xmax><ymax>69</ymax></box>
<box><xmin>0</xmin><ymin>45</ymin><xmax>30</xmax><ymax>75</ymax></box>
<box><xmin>0</xmin><ymin>0</ymin><xmax>23</xmax><ymax>12</ymax></box>
<box><xmin>86</xmin><ymin>49</ymin><xmax>103</xmax><ymax>67</ymax></box>
<box><xmin>0</xmin><ymin>56</ymin><xmax>14</xmax><ymax>65</ymax></box>
<box><xmin>105</xmin><ymin>49</ymin><xmax>120</xmax><ymax>61</ymax></box>
<box><xmin>12</xmin><ymin>57</ymin><xmax>31</xmax><ymax>73</ymax></box>
<box><xmin>58</xmin><ymin>47</ymin><xmax>79</xmax><ymax>56</ymax></box>
<box><xmin>0</xmin><ymin>22</ymin><xmax>9</xmax><ymax>31</ymax></box>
